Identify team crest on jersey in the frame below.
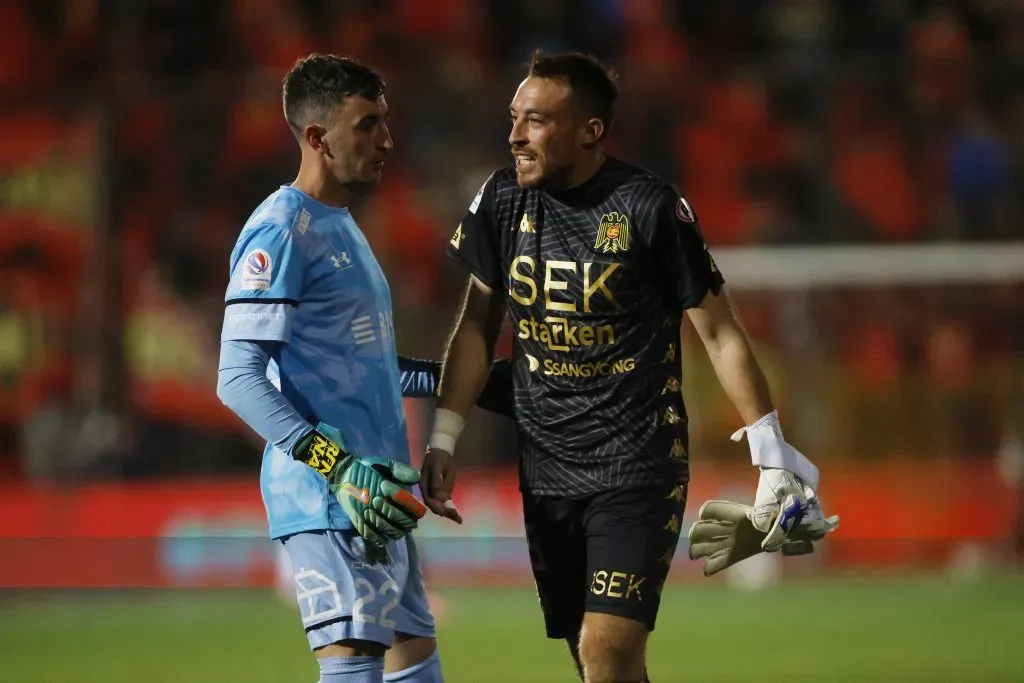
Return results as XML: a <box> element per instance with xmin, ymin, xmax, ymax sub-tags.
<box><xmin>241</xmin><ymin>248</ymin><xmax>272</xmax><ymax>290</ymax></box>
<box><xmin>595</xmin><ymin>211</ymin><xmax>630</xmax><ymax>253</ymax></box>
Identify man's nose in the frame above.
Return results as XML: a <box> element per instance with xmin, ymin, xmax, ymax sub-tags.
<box><xmin>509</xmin><ymin>119</ymin><xmax>526</xmax><ymax>147</ymax></box>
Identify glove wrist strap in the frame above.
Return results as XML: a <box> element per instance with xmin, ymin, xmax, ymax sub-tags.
<box><xmin>731</xmin><ymin>410</ymin><xmax>819</xmax><ymax>489</ymax></box>
<box><xmin>428</xmin><ymin>408</ymin><xmax>465</xmax><ymax>455</ymax></box>
<box><xmin>292</xmin><ymin>427</ymin><xmax>350</xmax><ymax>477</ymax></box>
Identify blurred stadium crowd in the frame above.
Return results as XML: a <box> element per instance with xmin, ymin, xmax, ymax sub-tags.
<box><xmin>0</xmin><ymin>0</ymin><xmax>1022</xmax><ymax>490</ymax></box>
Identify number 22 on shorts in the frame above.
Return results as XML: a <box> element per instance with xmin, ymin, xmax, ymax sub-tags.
<box><xmin>352</xmin><ymin>577</ymin><xmax>400</xmax><ymax>629</ymax></box>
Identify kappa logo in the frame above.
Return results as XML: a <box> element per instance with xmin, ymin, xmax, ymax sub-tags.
<box><xmin>595</xmin><ymin>211</ymin><xmax>630</xmax><ymax>253</ymax></box>
<box><xmin>519</xmin><ymin>213</ymin><xmax>535</xmax><ymax>233</ymax></box>
<box><xmin>661</xmin><ymin>405</ymin><xmax>681</xmax><ymax>425</ymax></box>
<box><xmin>669</xmin><ymin>439</ymin><xmax>686</xmax><ymax>460</ymax></box>
<box><xmin>665</xmin><ymin>484</ymin><xmax>686</xmax><ymax>502</ymax></box>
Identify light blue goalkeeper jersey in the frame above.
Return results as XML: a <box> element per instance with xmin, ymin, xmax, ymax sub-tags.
<box><xmin>221</xmin><ymin>185</ymin><xmax>409</xmax><ymax>539</ymax></box>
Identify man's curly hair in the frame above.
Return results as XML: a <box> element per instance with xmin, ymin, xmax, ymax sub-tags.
<box><xmin>282</xmin><ymin>54</ymin><xmax>386</xmax><ymax>135</ymax></box>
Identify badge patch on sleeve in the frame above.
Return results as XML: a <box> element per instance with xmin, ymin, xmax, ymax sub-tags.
<box><xmin>468</xmin><ymin>171</ymin><xmax>494</xmax><ymax>215</ymax></box>
<box><xmin>675</xmin><ymin>197</ymin><xmax>695</xmax><ymax>223</ymax></box>
<box><xmin>241</xmin><ymin>248</ymin><xmax>273</xmax><ymax>290</ymax></box>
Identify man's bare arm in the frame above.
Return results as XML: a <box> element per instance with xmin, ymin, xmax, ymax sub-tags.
<box><xmin>420</xmin><ymin>275</ymin><xmax>506</xmax><ymax>522</ymax></box>
<box><xmin>686</xmin><ymin>291</ymin><xmax>840</xmax><ymax>561</ymax></box>
<box><xmin>687</xmin><ymin>284</ymin><xmax>820</xmax><ymax>495</ymax></box>
<box><xmin>437</xmin><ymin>275</ymin><xmax>508</xmax><ymax>418</ymax></box>
<box><xmin>685</xmin><ymin>287</ymin><xmax>773</xmax><ymax>426</ymax></box>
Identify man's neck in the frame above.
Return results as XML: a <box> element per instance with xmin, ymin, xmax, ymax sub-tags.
<box><xmin>560</xmin><ymin>150</ymin><xmax>607</xmax><ymax>191</ymax></box>
<box><xmin>292</xmin><ymin>161</ymin><xmax>351</xmax><ymax>208</ymax></box>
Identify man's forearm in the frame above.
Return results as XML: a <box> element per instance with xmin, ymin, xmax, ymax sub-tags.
<box><xmin>437</xmin><ymin>318</ymin><xmax>497</xmax><ymax>418</ymax></box>
<box><xmin>688</xmin><ymin>292</ymin><xmax>820</xmax><ymax>491</ymax></box>
<box><xmin>706</xmin><ymin>328</ymin><xmax>821</xmax><ymax>489</ymax></box>
<box><xmin>428</xmin><ymin>279</ymin><xmax>506</xmax><ymax>457</ymax></box>
<box><xmin>217</xmin><ymin>340</ymin><xmax>312</xmax><ymax>454</ymax></box>
<box><xmin>705</xmin><ymin>331</ymin><xmax>774</xmax><ymax>426</ymax></box>
<box><xmin>436</xmin><ymin>278</ymin><xmax>506</xmax><ymax>418</ymax></box>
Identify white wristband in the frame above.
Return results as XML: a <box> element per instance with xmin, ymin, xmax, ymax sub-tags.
<box><xmin>731</xmin><ymin>410</ymin><xmax>820</xmax><ymax>489</ymax></box>
<box><xmin>428</xmin><ymin>408</ymin><xmax>466</xmax><ymax>456</ymax></box>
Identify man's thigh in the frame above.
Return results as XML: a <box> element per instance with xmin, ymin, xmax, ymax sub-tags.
<box><xmin>390</xmin><ymin>534</ymin><xmax>436</xmax><ymax>639</ymax></box>
<box><xmin>523</xmin><ymin>492</ymin><xmax>588</xmax><ymax>640</ymax></box>
<box><xmin>583</xmin><ymin>483</ymin><xmax>688</xmax><ymax>632</ymax></box>
<box><xmin>280</xmin><ymin>530</ymin><xmax>415</xmax><ymax>650</ymax></box>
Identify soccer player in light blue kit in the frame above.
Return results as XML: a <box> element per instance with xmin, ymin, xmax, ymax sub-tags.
<box><xmin>217</xmin><ymin>54</ymin><xmax>444</xmax><ymax>683</ymax></box>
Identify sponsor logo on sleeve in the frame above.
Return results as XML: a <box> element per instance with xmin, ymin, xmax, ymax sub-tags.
<box><xmin>241</xmin><ymin>249</ymin><xmax>273</xmax><ymax>290</ymax></box>
<box><xmin>675</xmin><ymin>197</ymin><xmax>695</xmax><ymax>223</ymax></box>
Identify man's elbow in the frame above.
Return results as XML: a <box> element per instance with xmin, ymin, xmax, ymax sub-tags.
<box><xmin>216</xmin><ymin>370</ymin><xmax>240</xmax><ymax>414</ymax></box>
<box><xmin>703</xmin><ymin>326</ymin><xmax>753</xmax><ymax>365</ymax></box>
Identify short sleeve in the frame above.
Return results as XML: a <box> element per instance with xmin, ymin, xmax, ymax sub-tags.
<box><xmin>445</xmin><ymin>172</ymin><xmax>503</xmax><ymax>289</ymax></box>
<box><xmin>221</xmin><ymin>224</ymin><xmax>305</xmax><ymax>342</ymax></box>
<box><xmin>649</xmin><ymin>188</ymin><xmax>725</xmax><ymax>310</ymax></box>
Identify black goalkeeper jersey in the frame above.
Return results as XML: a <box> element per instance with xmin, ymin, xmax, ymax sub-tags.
<box><xmin>447</xmin><ymin>156</ymin><xmax>724</xmax><ymax>496</ymax></box>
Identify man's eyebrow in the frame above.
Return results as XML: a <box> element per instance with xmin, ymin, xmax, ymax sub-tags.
<box><xmin>510</xmin><ymin>108</ymin><xmax>544</xmax><ymax>116</ymax></box>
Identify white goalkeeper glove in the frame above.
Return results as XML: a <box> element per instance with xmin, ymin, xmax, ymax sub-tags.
<box><xmin>688</xmin><ymin>485</ymin><xmax>840</xmax><ymax>576</ymax></box>
<box><xmin>732</xmin><ymin>410</ymin><xmax>822</xmax><ymax>551</ymax></box>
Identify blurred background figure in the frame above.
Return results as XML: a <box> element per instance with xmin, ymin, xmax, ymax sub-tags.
<box><xmin>0</xmin><ymin>1</ymin><xmax>1021</xmax><ymax>682</ymax></box>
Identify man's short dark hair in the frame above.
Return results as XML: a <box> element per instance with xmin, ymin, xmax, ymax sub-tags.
<box><xmin>528</xmin><ymin>50</ymin><xmax>619</xmax><ymax>137</ymax></box>
<box><xmin>282</xmin><ymin>54</ymin><xmax>386</xmax><ymax>134</ymax></box>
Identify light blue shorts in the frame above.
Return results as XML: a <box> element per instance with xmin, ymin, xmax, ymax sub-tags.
<box><xmin>279</xmin><ymin>530</ymin><xmax>436</xmax><ymax>650</ymax></box>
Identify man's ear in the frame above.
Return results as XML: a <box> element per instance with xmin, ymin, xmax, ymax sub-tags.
<box><xmin>305</xmin><ymin>124</ymin><xmax>331</xmax><ymax>156</ymax></box>
<box><xmin>581</xmin><ymin>116</ymin><xmax>607</xmax><ymax>147</ymax></box>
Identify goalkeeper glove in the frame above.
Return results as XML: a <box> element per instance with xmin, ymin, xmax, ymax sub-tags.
<box><xmin>688</xmin><ymin>486</ymin><xmax>839</xmax><ymax>576</ymax></box>
<box><xmin>732</xmin><ymin>410</ymin><xmax>820</xmax><ymax>551</ymax></box>
<box><xmin>292</xmin><ymin>423</ymin><xmax>427</xmax><ymax>548</ymax></box>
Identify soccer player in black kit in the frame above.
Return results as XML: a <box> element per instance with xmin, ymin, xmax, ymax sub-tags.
<box><xmin>420</xmin><ymin>51</ymin><xmax>829</xmax><ymax>683</ymax></box>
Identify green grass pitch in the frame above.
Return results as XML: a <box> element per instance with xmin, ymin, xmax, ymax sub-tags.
<box><xmin>2</xmin><ymin>575</ymin><xmax>1022</xmax><ymax>682</ymax></box>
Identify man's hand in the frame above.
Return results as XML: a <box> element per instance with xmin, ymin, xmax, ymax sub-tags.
<box><xmin>689</xmin><ymin>487</ymin><xmax>839</xmax><ymax>576</ymax></box>
<box><xmin>731</xmin><ymin>410</ymin><xmax>822</xmax><ymax>551</ymax></box>
<box><xmin>420</xmin><ymin>447</ymin><xmax>462</xmax><ymax>524</ymax></box>
<box><xmin>750</xmin><ymin>467</ymin><xmax>809</xmax><ymax>551</ymax></box>
<box><xmin>688</xmin><ymin>500</ymin><xmax>813</xmax><ymax>577</ymax></box>
<box><xmin>293</xmin><ymin>423</ymin><xmax>427</xmax><ymax>548</ymax></box>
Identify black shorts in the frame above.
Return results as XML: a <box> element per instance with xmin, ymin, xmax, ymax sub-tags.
<box><xmin>523</xmin><ymin>483</ymin><xmax>688</xmax><ymax>639</ymax></box>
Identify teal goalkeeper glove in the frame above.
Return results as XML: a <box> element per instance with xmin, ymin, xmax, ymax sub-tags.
<box><xmin>292</xmin><ymin>423</ymin><xmax>427</xmax><ymax>548</ymax></box>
